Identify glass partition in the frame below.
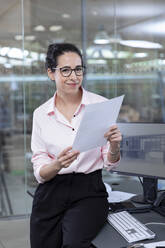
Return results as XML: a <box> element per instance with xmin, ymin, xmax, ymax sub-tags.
<box><xmin>0</xmin><ymin>0</ymin><xmax>165</xmax><ymax>218</ymax></box>
<box><xmin>86</xmin><ymin>0</ymin><xmax>165</xmax><ymax>123</ymax></box>
<box><xmin>0</xmin><ymin>0</ymin><xmax>26</xmax><ymax>216</ymax></box>
<box><xmin>85</xmin><ymin>0</ymin><xmax>165</xmax><ymax>190</ymax></box>
<box><xmin>24</xmin><ymin>0</ymin><xmax>82</xmax><ymax>214</ymax></box>
<box><xmin>0</xmin><ymin>0</ymin><xmax>82</xmax><ymax>217</ymax></box>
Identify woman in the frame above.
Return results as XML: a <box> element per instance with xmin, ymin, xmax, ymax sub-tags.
<box><xmin>30</xmin><ymin>43</ymin><xmax>122</xmax><ymax>248</ymax></box>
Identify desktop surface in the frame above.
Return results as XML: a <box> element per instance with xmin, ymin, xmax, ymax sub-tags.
<box><xmin>92</xmin><ymin>210</ymin><xmax>165</xmax><ymax>248</ymax></box>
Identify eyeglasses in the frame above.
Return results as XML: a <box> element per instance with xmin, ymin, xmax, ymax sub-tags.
<box><xmin>53</xmin><ymin>66</ymin><xmax>85</xmax><ymax>77</ymax></box>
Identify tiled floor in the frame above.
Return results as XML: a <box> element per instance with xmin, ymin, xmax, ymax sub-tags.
<box><xmin>0</xmin><ymin>216</ymin><xmax>30</xmax><ymax>248</ymax></box>
<box><xmin>0</xmin><ymin>172</ymin><xmax>31</xmax><ymax>248</ymax></box>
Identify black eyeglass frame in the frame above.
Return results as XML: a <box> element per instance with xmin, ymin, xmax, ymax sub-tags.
<box><xmin>52</xmin><ymin>66</ymin><xmax>86</xmax><ymax>77</ymax></box>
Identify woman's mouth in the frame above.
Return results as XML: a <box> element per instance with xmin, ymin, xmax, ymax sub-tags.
<box><xmin>66</xmin><ymin>81</ymin><xmax>79</xmax><ymax>86</ymax></box>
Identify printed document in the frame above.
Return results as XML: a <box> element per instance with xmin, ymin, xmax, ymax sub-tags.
<box><xmin>144</xmin><ymin>240</ymin><xmax>165</xmax><ymax>247</ymax></box>
<box><xmin>72</xmin><ymin>95</ymin><xmax>124</xmax><ymax>152</ymax></box>
<box><xmin>108</xmin><ymin>191</ymin><xmax>136</xmax><ymax>203</ymax></box>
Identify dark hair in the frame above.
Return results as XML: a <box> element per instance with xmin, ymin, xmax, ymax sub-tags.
<box><xmin>45</xmin><ymin>43</ymin><xmax>84</xmax><ymax>72</ymax></box>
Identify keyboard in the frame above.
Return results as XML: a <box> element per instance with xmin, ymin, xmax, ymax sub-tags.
<box><xmin>107</xmin><ymin>210</ymin><xmax>155</xmax><ymax>243</ymax></box>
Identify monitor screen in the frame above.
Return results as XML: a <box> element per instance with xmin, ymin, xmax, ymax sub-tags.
<box><xmin>111</xmin><ymin>123</ymin><xmax>165</xmax><ymax>203</ymax></box>
<box><xmin>114</xmin><ymin>123</ymin><xmax>165</xmax><ymax>179</ymax></box>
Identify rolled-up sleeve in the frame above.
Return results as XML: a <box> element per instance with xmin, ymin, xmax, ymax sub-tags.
<box><xmin>101</xmin><ymin>142</ymin><xmax>120</xmax><ymax>171</ymax></box>
<box><xmin>31</xmin><ymin>111</ymin><xmax>54</xmax><ymax>183</ymax></box>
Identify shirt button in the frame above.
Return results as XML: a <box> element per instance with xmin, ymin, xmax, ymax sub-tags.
<box><xmin>72</xmin><ymin>128</ymin><xmax>75</xmax><ymax>131</ymax></box>
<box><xmin>73</xmin><ymin>114</ymin><xmax>76</xmax><ymax>117</ymax></box>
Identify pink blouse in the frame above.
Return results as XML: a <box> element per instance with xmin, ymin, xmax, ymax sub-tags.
<box><xmin>31</xmin><ymin>88</ymin><xmax>120</xmax><ymax>183</ymax></box>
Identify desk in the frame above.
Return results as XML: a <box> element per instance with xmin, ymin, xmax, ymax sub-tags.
<box><xmin>92</xmin><ymin>210</ymin><xmax>165</xmax><ymax>248</ymax></box>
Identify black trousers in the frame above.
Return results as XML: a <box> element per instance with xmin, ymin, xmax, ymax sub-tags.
<box><xmin>30</xmin><ymin>170</ymin><xmax>109</xmax><ymax>248</ymax></box>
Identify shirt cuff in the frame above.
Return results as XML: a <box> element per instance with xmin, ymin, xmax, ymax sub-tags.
<box><xmin>31</xmin><ymin>152</ymin><xmax>54</xmax><ymax>183</ymax></box>
<box><xmin>34</xmin><ymin>165</ymin><xmax>46</xmax><ymax>184</ymax></box>
<box><xmin>104</xmin><ymin>156</ymin><xmax>121</xmax><ymax>171</ymax></box>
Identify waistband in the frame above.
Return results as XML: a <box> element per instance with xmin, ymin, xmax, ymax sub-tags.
<box><xmin>56</xmin><ymin>169</ymin><xmax>102</xmax><ymax>178</ymax></box>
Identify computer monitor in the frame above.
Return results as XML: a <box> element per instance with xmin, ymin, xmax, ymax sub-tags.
<box><xmin>112</xmin><ymin>123</ymin><xmax>165</xmax><ymax>204</ymax></box>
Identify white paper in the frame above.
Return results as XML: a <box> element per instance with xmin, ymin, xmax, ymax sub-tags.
<box><xmin>107</xmin><ymin>191</ymin><xmax>136</xmax><ymax>203</ymax></box>
<box><xmin>72</xmin><ymin>95</ymin><xmax>124</xmax><ymax>152</ymax></box>
<box><xmin>144</xmin><ymin>241</ymin><xmax>165</xmax><ymax>247</ymax></box>
<box><xmin>104</xmin><ymin>183</ymin><xmax>112</xmax><ymax>195</ymax></box>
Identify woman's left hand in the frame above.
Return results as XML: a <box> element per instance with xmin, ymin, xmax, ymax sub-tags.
<box><xmin>104</xmin><ymin>124</ymin><xmax>122</xmax><ymax>150</ymax></box>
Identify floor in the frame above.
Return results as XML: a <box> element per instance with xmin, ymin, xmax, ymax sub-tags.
<box><xmin>0</xmin><ymin>216</ymin><xmax>30</xmax><ymax>248</ymax></box>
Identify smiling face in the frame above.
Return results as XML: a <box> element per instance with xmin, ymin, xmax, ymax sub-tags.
<box><xmin>48</xmin><ymin>52</ymin><xmax>83</xmax><ymax>96</ymax></box>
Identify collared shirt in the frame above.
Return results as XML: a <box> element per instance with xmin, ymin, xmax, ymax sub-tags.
<box><xmin>31</xmin><ymin>88</ymin><xmax>120</xmax><ymax>183</ymax></box>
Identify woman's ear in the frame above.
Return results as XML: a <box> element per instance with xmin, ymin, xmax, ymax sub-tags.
<box><xmin>47</xmin><ymin>68</ymin><xmax>55</xmax><ymax>81</ymax></box>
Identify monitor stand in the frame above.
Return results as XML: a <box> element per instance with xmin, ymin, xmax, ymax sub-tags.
<box><xmin>132</xmin><ymin>177</ymin><xmax>158</xmax><ymax>204</ymax></box>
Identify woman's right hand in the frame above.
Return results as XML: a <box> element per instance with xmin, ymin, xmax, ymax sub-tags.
<box><xmin>40</xmin><ymin>147</ymin><xmax>80</xmax><ymax>182</ymax></box>
<box><xmin>56</xmin><ymin>146</ymin><xmax>80</xmax><ymax>170</ymax></box>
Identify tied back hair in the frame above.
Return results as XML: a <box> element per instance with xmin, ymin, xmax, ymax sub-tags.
<box><xmin>45</xmin><ymin>43</ymin><xmax>84</xmax><ymax>72</ymax></box>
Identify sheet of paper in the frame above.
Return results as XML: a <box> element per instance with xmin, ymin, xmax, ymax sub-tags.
<box><xmin>144</xmin><ymin>241</ymin><xmax>165</xmax><ymax>247</ymax></box>
<box><xmin>72</xmin><ymin>95</ymin><xmax>124</xmax><ymax>152</ymax></box>
<box><xmin>107</xmin><ymin>191</ymin><xmax>136</xmax><ymax>203</ymax></box>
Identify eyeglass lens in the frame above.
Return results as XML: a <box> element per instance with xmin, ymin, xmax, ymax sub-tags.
<box><xmin>60</xmin><ymin>66</ymin><xmax>84</xmax><ymax>76</ymax></box>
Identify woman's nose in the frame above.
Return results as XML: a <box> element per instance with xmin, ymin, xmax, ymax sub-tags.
<box><xmin>69</xmin><ymin>70</ymin><xmax>77</xmax><ymax>79</ymax></box>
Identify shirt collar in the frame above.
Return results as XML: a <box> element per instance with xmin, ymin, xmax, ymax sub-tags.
<box><xmin>46</xmin><ymin>93</ymin><xmax>56</xmax><ymax>115</ymax></box>
<box><xmin>81</xmin><ymin>87</ymin><xmax>90</xmax><ymax>106</ymax></box>
<box><xmin>46</xmin><ymin>87</ymin><xmax>90</xmax><ymax>116</ymax></box>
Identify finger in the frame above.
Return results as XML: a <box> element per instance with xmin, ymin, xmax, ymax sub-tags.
<box><xmin>59</xmin><ymin>152</ymin><xmax>79</xmax><ymax>163</ymax></box>
<box><xmin>104</xmin><ymin>130</ymin><xmax>120</xmax><ymax>139</ymax></box>
<box><xmin>109</xmin><ymin>124</ymin><xmax>118</xmax><ymax>131</ymax></box>
<box><xmin>108</xmin><ymin>131</ymin><xmax>122</xmax><ymax>138</ymax></box>
<box><xmin>63</xmin><ymin>159</ymin><xmax>77</xmax><ymax>168</ymax></box>
<box><xmin>110</xmin><ymin>137</ymin><xmax>122</xmax><ymax>143</ymax></box>
<box><xmin>64</xmin><ymin>154</ymin><xmax>78</xmax><ymax>163</ymax></box>
<box><xmin>107</xmin><ymin>133</ymin><xmax>122</xmax><ymax>143</ymax></box>
<box><xmin>109</xmin><ymin>135</ymin><xmax>122</xmax><ymax>142</ymax></box>
<box><xmin>109</xmin><ymin>132</ymin><xmax>120</xmax><ymax>138</ymax></box>
<box><xmin>104</xmin><ymin>127</ymin><xmax>119</xmax><ymax>136</ymax></box>
<box><xmin>63</xmin><ymin>163</ymin><xmax>70</xmax><ymax>168</ymax></box>
<box><xmin>61</xmin><ymin>155</ymin><xmax>78</xmax><ymax>167</ymax></box>
<box><xmin>65</xmin><ymin>151</ymin><xmax>80</xmax><ymax>160</ymax></box>
<box><xmin>58</xmin><ymin>147</ymin><xmax>79</xmax><ymax>160</ymax></box>
<box><xmin>58</xmin><ymin>146</ymin><xmax>73</xmax><ymax>157</ymax></box>
<box><xmin>110</xmin><ymin>132</ymin><xmax>121</xmax><ymax>137</ymax></box>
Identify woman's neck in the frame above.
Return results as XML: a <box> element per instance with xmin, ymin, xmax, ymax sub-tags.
<box><xmin>56</xmin><ymin>88</ymin><xmax>82</xmax><ymax>107</ymax></box>
<box><xmin>55</xmin><ymin>88</ymin><xmax>82</xmax><ymax>122</ymax></box>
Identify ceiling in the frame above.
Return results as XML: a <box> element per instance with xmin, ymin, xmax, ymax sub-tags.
<box><xmin>1</xmin><ymin>0</ymin><xmax>165</xmax><ymax>56</ymax></box>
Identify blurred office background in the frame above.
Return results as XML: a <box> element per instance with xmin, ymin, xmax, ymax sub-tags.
<box><xmin>0</xmin><ymin>0</ymin><xmax>165</xmax><ymax>220</ymax></box>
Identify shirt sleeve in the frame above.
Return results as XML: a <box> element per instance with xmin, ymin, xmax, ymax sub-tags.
<box><xmin>31</xmin><ymin>110</ymin><xmax>54</xmax><ymax>183</ymax></box>
<box><xmin>101</xmin><ymin>142</ymin><xmax>120</xmax><ymax>171</ymax></box>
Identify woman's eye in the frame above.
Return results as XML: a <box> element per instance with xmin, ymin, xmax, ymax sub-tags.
<box><xmin>76</xmin><ymin>67</ymin><xmax>83</xmax><ymax>72</ymax></box>
<box><xmin>62</xmin><ymin>68</ymin><xmax>70</xmax><ymax>73</ymax></box>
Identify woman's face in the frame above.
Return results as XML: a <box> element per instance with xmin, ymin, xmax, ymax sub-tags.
<box><xmin>50</xmin><ymin>52</ymin><xmax>83</xmax><ymax>95</ymax></box>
